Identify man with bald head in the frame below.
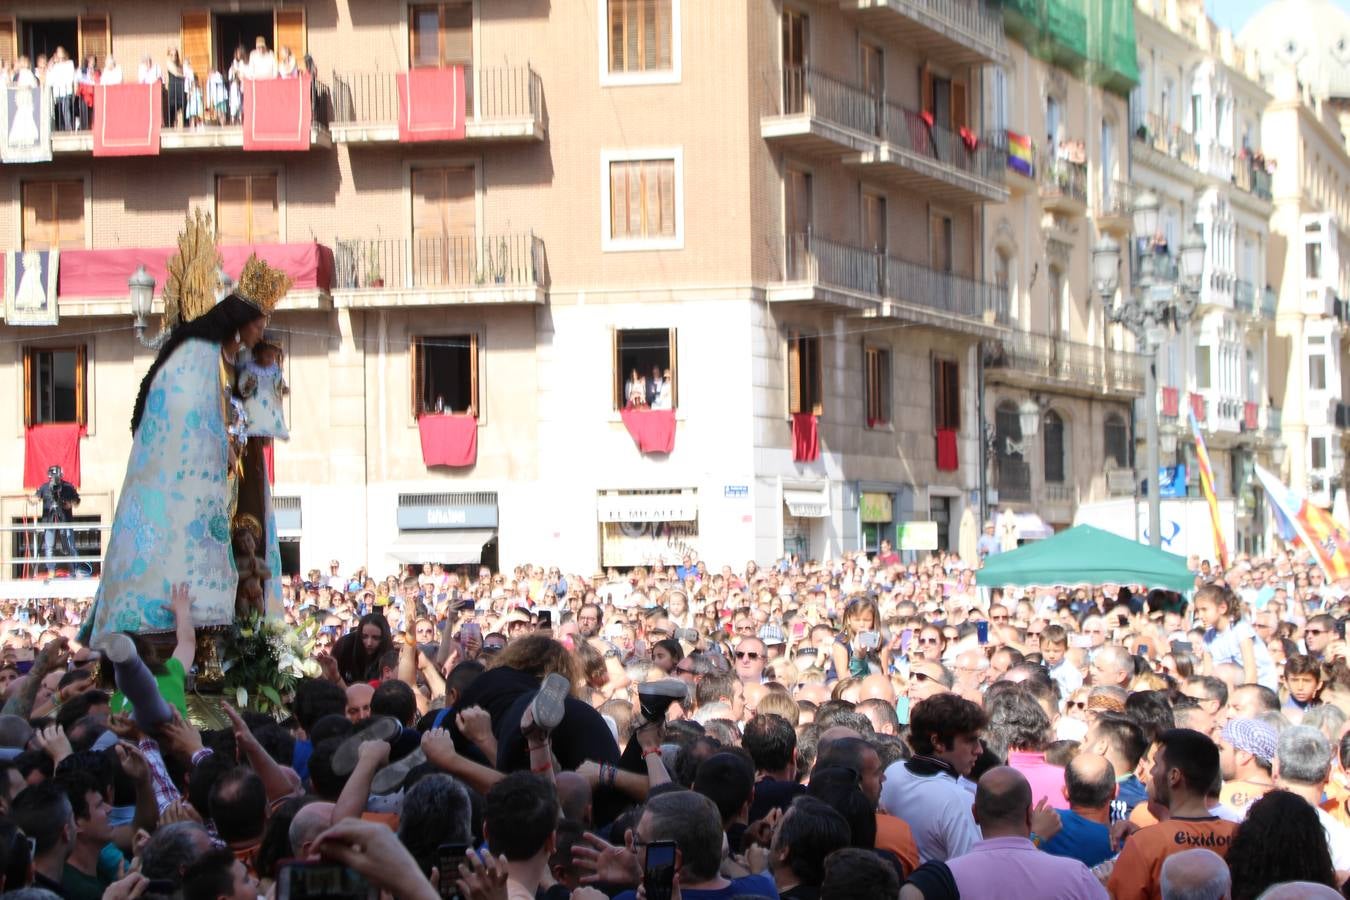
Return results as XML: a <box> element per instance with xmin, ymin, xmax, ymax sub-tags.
<box><xmin>733</xmin><ymin>636</ymin><xmax>767</xmax><ymax>683</ymax></box>
<box><xmin>345</xmin><ymin>683</ymin><xmax>373</xmax><ymax>723</ymax></box>
<box><xmin>943</xmin><ymin>767</ymin><xmax>1106</xmax><ymax>898</ymax></box>
<box><xmin>1040</xmin><ymin>752</ymin><xmax>1115</xmax><ymax>868</ymax></box>
<box><xmin>1159</xmin><ymin>849</ymin><xmax>1231</xmax><ymax>900</ymax></box>
<box><xmin>288</xmin><ymin>801</ymin><xmax>336</xmax><ymax>859</ymax></box>
<box><xmin>741</xmin><ymin>681</ymin><xmax>770</xmax><ymax>720</ymax></box>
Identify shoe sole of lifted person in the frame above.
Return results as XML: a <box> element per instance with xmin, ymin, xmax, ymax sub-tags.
<box><xmin>370</xmin><ymin>746</ymin><xmax>426</xmax><ymax>795</ymax></box>
<box><xmin>637</xmin><ymin>679</ymin><xmax>688</xmax><ymax>724</ymax></box>
<box><xmin>529</xmin><ymin>672</ymin><xmax>571</xmax><ymax>734</ymax></box>
<box><xmin>332</xmin><ymin>715</ymin><xmax>401</xmax><ymax>776</ymax></box>
<box><xmin>95</xmin><ymin>633</ymin><xmax>136</xmax><ymax>665</ymax></box>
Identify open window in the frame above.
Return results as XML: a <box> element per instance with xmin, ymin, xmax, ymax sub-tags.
<box><xmin>932</xmin><ymin>356</ymin><xmax>959</xmax><ymax>431</ymax></box>
<box><xmin>24</xmin><ymin>346</ymin><xmax>86</xmax><ymax>426</ymax></box>
<box><xmin>180</xmin><ymin>9</ymin><xmax>306</xmax><ymax>84</ymax></box>
<box><xmin>1104</xmin><ymin>411</ymin><xmax>1129</xmax><ymax>467</ymax></box>
<box><xmin>413</xmin><ymin>334</ymin><xmax>479</xmax><ymax>417</ymax></box>
<box><xmin>788</xmin><ymin>333</ymin><xmax>823</xmax><ymax>415</ymax></box>
<box><xmin>864</xmin><ymin>345</ymin><xmax>890</xmax><ymax>427</ymax></box>
<box><xmin>613</xmin><ymin>328</ymin><xmax>677</xmax><ymax>410</ymax></box>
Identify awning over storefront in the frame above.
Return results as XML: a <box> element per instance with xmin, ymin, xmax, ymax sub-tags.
<box><xmin>387</xmin><ymin>528</ymin><xmax>496</xmax><ymax>565</ymax></box>
<box><xmin>784</xmin><ymin>487</ymin><xmax>829</xmax><ymax>518</ymax></box>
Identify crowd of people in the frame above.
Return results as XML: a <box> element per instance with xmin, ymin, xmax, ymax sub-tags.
<box><xmin>0</xmin><ymin>545</ymin><xmax>1349</xmax><ymax>899</ymax></box>
<box><xmin>2</xmin><ymin>36</ymin><xmax>312</xmax><ymax>133</ymax></box>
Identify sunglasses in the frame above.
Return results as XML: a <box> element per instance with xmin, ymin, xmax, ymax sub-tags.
<box><xmin>918</xmin><ymin>637</ymin><xmax>941</xmax><ymax>645</ymax></box>
<box><xmin>735</xmin><ymin>651</ymin><xmax>762</xmax><ymax>661</ymax></box>
<box><xmin>1305</xmin><ymin>629</ymin><xmax>1328</xmax><ymax>636</ymax></box>
<box><xmin>1068</xmin><ymin>700</ymin><xmax>1088</xmax><ymax>710</ymax></box>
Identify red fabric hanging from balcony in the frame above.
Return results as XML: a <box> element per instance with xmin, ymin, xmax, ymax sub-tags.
<box><xmin>792</xmin><ymin>413</ymin><xmax>819</xmax><ymax>462</ymax></box>
<box><xmin>397</xmin><ymin>67</ymin><xmax>467</xmax><ymax>142</ymax></box>
<box><xmin>93</xmin><ymin>82</ymin><xmax>161</xmax><ymax>157</ymax></box>
<box><xmin>243</xmin><ymin>74</ymin><xmax>312</xmax><ymax>151</ymax></box>
<box><xmin>24</xmin><ymin>424</ymin><xmax>84</xmax><ymax>489</ymax></box>
<box><xmin>56</xmin><ymin>243</ymin><xmax>334</xmax><ymax>298</ymax></box>
<box><xmin>418</xmin><ymin>414</ymin><xmax>477</xmax><ymax>468</ymax></box>
<box><xmin>936</xmin><ymin>428</ymin><xmax>959</xmax><ymax>472</ymax></box>
<box><xmin>620</xmin><ymin>409</ymin><xmax>676</xmax><ymax>454</ymax></box>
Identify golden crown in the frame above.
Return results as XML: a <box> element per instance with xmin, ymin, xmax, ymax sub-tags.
<box><xmin>234</xmin><ymin>254</ymin><xmax>292</xmax><ymax>316</ymax></box>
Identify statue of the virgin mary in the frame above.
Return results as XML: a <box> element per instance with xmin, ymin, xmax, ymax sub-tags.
<box><xmin>79</xmin><ymin>211</ymin><xmax>290</xmax><ymax>644</ymax></box>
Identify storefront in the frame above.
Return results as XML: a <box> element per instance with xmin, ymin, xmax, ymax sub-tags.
<box><xmin>389</xmin><ymin>491</ymin><xmax>499</xmax><ymax>569</ymax></box>
<box><xmin>274</xmin><ymin>495</ymin><xmax>302</xmax><ymax>576</ymax></box>
<box><xmin>783</xmin><ymin>482</ymin><xmax>829</xmax><ymax>561</ymax></box>
<box><xmin>597</xmin><ymin>490</ymin><xmax>698</xmax><ymax>568</ymax></box>
<box><xmin>855</xmin><ymin>483</ymin><xmax>915</xmax><ymax>554</ymax></box>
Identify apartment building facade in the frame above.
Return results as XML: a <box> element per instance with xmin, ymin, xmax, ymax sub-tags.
<box><xmin>979</xmin><ymin>0</ymin><xmax>1145</xmax><ymax>534</ymax></box>
<box><xmin>1238</xmin><ymin>0</ymin><xmax>1350</xmax><ymax>514</ymax></box>
<box><xmin>0</xmin><ymin>0</ymin><xmax>1025</xmax><ymax>576</ymax></box>
<box><xmin>1128</xmin><ymin>0</ymin><xmax>1280</xmax><ymax>554</ymax></box>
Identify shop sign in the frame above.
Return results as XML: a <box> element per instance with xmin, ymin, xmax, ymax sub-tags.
<box><xmin>896</xmin><ymin>521</ymin><xmax>939</xmax><ymax>550</ymax></box>
<box><xmin>597</xmin><ymin>492</ymin><xmax>697</xmax><ymax>523</ymax></box>
<box><xmin>860</xmin><ymin>492</ymin><xmax>893</xmax><ymax>523</ymax></box>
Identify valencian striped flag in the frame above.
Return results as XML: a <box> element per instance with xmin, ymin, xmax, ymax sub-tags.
<box><xmin>1006</xmin><ymin>130</ymin><xmax>1034</xmax><ymax>177</ymax></box>
<box><xmin>1187</xmin><ymin>407</ymin><xmax>1229</xmax><ymax>568</ymax></box>
<box><xmin>1253</xmin><ymin>464</ymin><xmax>1350</xmax><ymax>579</ymax></box>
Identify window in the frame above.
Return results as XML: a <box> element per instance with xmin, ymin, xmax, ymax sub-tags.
<box><xmin>411</xmin><ymin>2</ymin><xmax>472</xmax><ymax>67</ymax></box>
<box><xmin>614</xmin><ymin>328</ymin><xmax>677</xmax><ymax>410</ymax></box>
<box><xmin>1309</xmin><ymin>351</ymin><xmax>1327</xmax><ymax>391</ymax></box>
<box><xmin>788</xmin><ymin>333</ymin><xmax>822</xmax><ymax>415</ymax></box>
<box><xmin>932</xmin><ymin>357</ymin><xmax>959</xmax><ymax>431</ymax></box>
<box><xmin>412</xmin><ymin>334</ymin><xmax>478</xmax><ymax>417</ymax></box>
<box><xmin>215</xmin><ymin>173</ymin><xmax>279</xmax><ymax>244</ymax></box>
<box><xmin>412</xmin><ymin>165</ymin><xmax>476</xmax><ymax>287</ymax></box>
<box><xmin>1046</xmin><ymin>95</ymin><xmax>1062</xmax><ymax>145</ymax></box>
<box><xmin>1100</xmin><ymin>118</ymin><xmax>1114</xmax><ymax>202</ymax></box>
<box><xmin>24</xmin><ymin>346</ymin><xmax>86</xmax><ymax>426</ymax></box>
<box><xmin>1043</xmin><ymin>410</ymin><xmax>1065</xmax><ymax>483</ymax></box>
<box><xmin>21</xmin><ymin>180</ymin><xmax>84</xmax><ymax>251</ymax></box>
<box><xmin>603</xmin><ymin>0</ymin><xmax>679</xmax><ymax>84</ymax></box>
<box><xmin>995</xmin><ymin>247</ymin><xmax>1013</xmax><ymax>320</ymax></box>
<box><xmin>1195</xmin><ymin>345</ymin><xmax>1212</xmax><ymax>390</ymax></box>
<box><xmin>860</xmin><ymin>43</ymin><xmax>882</xmax><ymax>137</ymax></box>
<box><xmin>1312</xmin><ymin>435</ymin><xmax>1328</xmax><ymax>471</ymax></box>
<box><xmin>864</xmin><ymin>346</ymin><xmax>890</xmax><ymax>427</ymax></box>
<box><xmin>862</xmin><ymin>193</ymin><xmax>886</xmax><ymax>252</ymax></box>
<box><xmin>929</xmin><ymin>211</ymin><xmax>953</xmax><ymax>273</ymax></box>
<box><xmin>781</xmin><ymin>9</ymin><xmax>808</xmax><ymax>114</ymax></box>
<box><xmin>602</xmin><ymin>149</ymin><xmax>683</xmax><ymax>251</ymax></box>
<box><xmin>1104</xmin><ymin>412</ymin><xmax>1129</xmax><ymax>467</ymax></box>
<box><xmin>995</xmin><ymin>401</ymin><xmax>1022</xmax><ymax>457</ymax></box>
<box><xmin>1306</xmin><ymin>239</ymin><xmax>1323</xmax><ymax>280</ymax></box>
<box><xmin>1048</xmin><ymin>264</ymin><xmax>1064</xmax><ymax>336</ymax></box>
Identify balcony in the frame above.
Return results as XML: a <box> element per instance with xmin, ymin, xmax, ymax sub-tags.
<box><xmin>1133</xmin><ymin>113</ymin><xmax>1198</xmax><ymax>171</ymax></box>
<box><xmin>1095</xmin><ymin>179</ymin><xmax>1132</xmax><ymax>235</ymax></box>
<box><xmin>1233</xmin><ymin>154</ymin><xmax>1274</xmax><ymax>202</ymax></box>
<box><xmin>330</xmin><ymin>234</ymin><xmax>548</xmax><ymax>308</ymax></box>
<box><xmin>857</xmin><ymin>104</ymin><xmax>1008</xmax><ymax>203</ymax></box>
<box><xmin>995</xmin><ymin>456</ymin><xmax>1032</xmax><ymax>503</ymax></box>
<box><xmin>1267</xmin><ymin>406</ymin><xmax>1282</xmax><ymax>435</ymax></box>
<box><xmin>1039</xmin><ymin>151</ymin><xmax>1087</xmax><ymax>216</ymax></box>
<box><xmin>329</xmin><ymin>67</ymin><xmax>545</xmax><ymax>144</ymax></box>
<box><xmin>1234</xmin><ymin>280</ymin><xmax>1255</xmax><ymax>315</ymax></box>
<box><xmin>772</xmin><ymin>232</ymin><xmax>1007</xmax><ymax>334</ymax></box>
<box><xmin>834</xmin><ymin>0</ymin><xmax>1008</xmax><ymax>66</ymax></box>
<box><xmin>46</xmin><ymin>80</ymin><xmax>332</xmax><ymax>155</ymax></box>
<box><xmin>983</xmin><ymin>332</ymin><xmax>1145</xmax><ymax>397</ymax></box>
<box><xmin>762</xmin><ymin>66</ymin><xmax>881</xmax><ymax>157</ymax></box>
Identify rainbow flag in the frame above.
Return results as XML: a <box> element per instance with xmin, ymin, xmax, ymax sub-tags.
<box><xmin>1006</xmin><ymin>130</ymin><xmax>1033</xmax><ymax>177</ymax></box>
<box><xmin>1254</xmin><ymin>464</ymin><xmax>1350</xmax><ymax>579</ymax></box>
<box><xmin>1187</xmin><ymin>407</ymin><xmax>1230</xmax><ymax>568</ymax></box>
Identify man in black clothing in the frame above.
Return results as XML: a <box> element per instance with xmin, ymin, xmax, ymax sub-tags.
<box><xmin>743</xmin><ymin>713</ymin><xmax>804</xmax><ymax>822</ymax></box>
<box><xmin>770</xmin><ymin>796</ymin><xmax>850</xmax><ymax>900</ymax></box>
<box><xmin>34</xmin><ymin>465</ymin><xmax>79</xmax><ymax>575</ymax></box>
<box><xmin>11</xmin><ymin>781</ymin><xmax>76</xmax><ymax>895</ymax></box>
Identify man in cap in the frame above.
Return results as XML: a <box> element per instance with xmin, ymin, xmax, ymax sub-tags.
<box><xmin>1216</xmin><ymin>718</ymin><xmax>1277</xmax><ymax>815</ymax></box>
<box><xmin>976</xmin><ymin>522</ymin><xmax>1002</xmax><ymax>559</ymax></box>
<box><xmin>758</xmin><ymin>624</ymin><xmax>787</xmax><ymax>661</ymax></box>
<box><xmin>32</xmin><ymin>464</ymin><xmax>79</xmax><ymax>576</ymax></box>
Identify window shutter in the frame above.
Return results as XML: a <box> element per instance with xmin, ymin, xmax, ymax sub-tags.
<box><xmin>181</xmin><ymin>11</ymin><xmax>212</xmax><ymax>86</ymax></box>
<box><xmin>22</xmin><ymin>348</ymin><xmax>33</xmax><ymax>427</ymax></box>
<box><xmin>657</xmin><ymin>0</ymin><xmax>673</xmax><ymax>69</ymax></box>
<box><xmin>667</xmin><ymin>327</ymin><xmax>678</xmax><ymax>409</ymax></box>
<box><xmin>411</xmin><ymin>337</ymin><xmax>425</xmax><ymax>417</ymax></box>
<box><xmin>410</xmin><ymin>6</ymin><xmax>441</xmax><ymax>67</ymax></box>
<box><xmin>54</xmin><ymin>181</ymin><xmax>85</xmax><ymax>249</ymax></box>
<box><xmin>215</xmin><ymin>176</ymin><xmax>249</xmax><ymax>245</ymax></box>
<box><xmin>626</xmin><ymin>164</ymin><xmax>643</xmax><ymax>239</ymax></box>
<box><xmin>609</xmin><ymin>162</ymin><xmax>627</xmax><ymax>239</ymax></box>
<box><xmin>921</xmin><ymin>65</ymin><xmax>934</xmax><ymax>116</ymax></box>
<box><xmin>468</xmin><ymin>332</ymin><xmax>479</xmax><ymax>417</ymax></box>
<box><xmin>442</xmin><ymin>1</ymin><xmax>473</xmax><ymax>65</ymax></box>
<box><xmin>0</xmin><ymin>17</ymin><xmax>15</xmax><ymax>68</ymax></box>
<box><xmin>788</xmin><ymin>334</ymin><xmax>802</xmax><ymax>414</ymax></box>
<box><xmin>611</xmin><ymin>328</ymin><xmax>621</xmax><ymax>410</ymax></box>
<box><xmin>22</xmin><ymin>183</ymin><xmax>55</xmax><ymax>252</ymax></box>
<box><xmin>657</xmin><ymin>160</ymin><xmax>675</xmax><ymax>237</ymax></box>
<box><xmin>951</xmin><ymin>81</ymin><xmax>968</xmax><ymax>132</ymax></box>
<box><xmin>809</xmin><ymin>337</ymin><xmax>823</xmax><ymax>416</ymax></box>
<box><xmin>78</xmin><ymin>15</ymin><xmax>110</xmax><ymax>70</ymax></box>
<box><xmin>248</xmin><ymin>175</ymin><xmax>280</xmax><ymax>243</ymax></box>
<box><xmin>75</xmin><ymin>345</ymin><xmax>88</xmax><ymax>426</ymax></box>
<box><xmin>274</xmin><ymin>8</ymin><xmax>307</xmax><ymax>60</ymax></box>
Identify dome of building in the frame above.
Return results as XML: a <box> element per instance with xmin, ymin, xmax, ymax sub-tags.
<box><xmin>1237</xmin><ymin>0</ymin><xmax>1350</xmax><ymax>99</ymax></box>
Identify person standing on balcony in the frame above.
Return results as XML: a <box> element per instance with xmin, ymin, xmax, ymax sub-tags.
<box><xmin>137</xmin><ymin>54</ymin><xmax>160</xmax><ymax>87</ymax></box>
<box><xmin>248</xmin><ymin>37</ymin><xmax>277</xmax><ymax>81</ymax></box>
<box><xmin>101</xmin><ymin>55</ymin><xmax>122</xmax><ymax>85</ymax></box>
<box><xmin>164</xmin><ymin>48</ymin><xmax>185</xmax><ymax>127</ymax></box>
<box><xmin>31</xmin><ymin>465</ymin><xmax>79</xmax><ymax>577</ymax></box>
<box><xmin>277</xmin><ymin>47</ymin><xmax>298</xmax><ymax>79</ymax></box>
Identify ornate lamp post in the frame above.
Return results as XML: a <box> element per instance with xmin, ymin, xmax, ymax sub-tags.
<box><xmin>1092</xmin><ymin>189</ymin><xmax>1206</xmax><ymax>548</ymax></box>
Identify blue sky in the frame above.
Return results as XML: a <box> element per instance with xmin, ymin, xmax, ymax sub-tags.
<box><xmin>1207</xmin><ymin>0</ymin><xmax>1350</xmax><ymax>32</ymax></box>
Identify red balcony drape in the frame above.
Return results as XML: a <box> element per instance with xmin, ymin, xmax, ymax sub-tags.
<box><xmin>418</xmin><ymin>414</ymin><xmax>477</xmax><ymax>468</ymax></box>
<box><xmin>936</xmin><ymin>428</ymin><xmax>959</xmax><ymax>472</ymax></box>
<box><xmin>93</xmin><ymin>82</ymin><xmax>161</xmax><ymax>157</ymax></box>
<box><xmin>243</xmin><ymin>73</ymin><xmax>312</xmax><ymax>151</ymax></box>
<box><xmin>24</xmin><ymin>424</ymin><xmax>85</xmax><ymax>489</ymax></box>
<box><xmin>397</xmin><ymin>67</ymin><xmax>467</xmax><ymax>142</ymax></box>
<box><xmin>792</xmin><ymin>413</ymin><xmax>819</xmax><ymax>462</ymax></box>
<box><xmin>620</xmin><ymin>409</ymin><xmax>676</xmax><ymax>454</ymax></box>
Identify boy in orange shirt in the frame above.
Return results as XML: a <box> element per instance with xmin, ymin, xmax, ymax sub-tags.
<box><xmin>1107</xmin><ymin>728</ymin><xmax>1238</xmax><ymax>900</ymax></box>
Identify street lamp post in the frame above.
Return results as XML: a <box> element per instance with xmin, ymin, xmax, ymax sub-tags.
<box><xmin>1093</xmin><ymin>189</ymin><xmax>1206</xmax><ymax>549</ymax></box>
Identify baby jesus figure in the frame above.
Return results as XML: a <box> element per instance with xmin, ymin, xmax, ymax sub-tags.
<box><xmin>237</xmin><ymin>339</ymin><xmax>290</xmax><ymax>440</ymax></box>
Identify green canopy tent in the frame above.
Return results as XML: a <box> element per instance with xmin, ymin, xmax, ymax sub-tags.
<box><xmin>974</xmin><ymin>524</ymin><xmax>1194</xmax><ymax>592</ymax></box>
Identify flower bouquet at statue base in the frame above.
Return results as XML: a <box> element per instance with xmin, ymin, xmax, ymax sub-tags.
<box><xmin>220</xmin><ymin>611</ymin><xmax>322</xmax><ymax>715</ymax></box>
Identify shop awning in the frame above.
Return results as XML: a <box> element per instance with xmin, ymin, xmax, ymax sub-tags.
<box><xmin>1013</xmin><ymin>513</ymin><xmax>1055</xmax><ymax>540</ymax></box>
<box><xmin>784</xmin><ymin>487</ymin><xmax>829</xmax><ymax>518</ymax></box>
<box><xmin>386</xmin><ymin>529</ymin><xmax>496</xmax><ymax>565</ymax></box>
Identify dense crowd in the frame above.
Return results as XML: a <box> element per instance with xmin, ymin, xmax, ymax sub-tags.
<box><xmin>0</xmin><ymin>545</ymin><xmax>1349</xmax><ymax>899</ymax></box>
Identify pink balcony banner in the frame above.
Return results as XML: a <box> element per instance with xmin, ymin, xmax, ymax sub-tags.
<box><xmin>418</xmin><ymin>414</ymin><xmax>477</xmax><ymax>468</ymax></box>
<box><xmin>397</xmin><ymin>67</ymin><xmax>466</xmax><ymax>142</ymax></box>
<box><xmin>792</xmin><ymin>413</ymin><xmax>819</xmax><ymax>463</ymax></box>
<box><xmin>93</xmin><ymin>82</ymin><xmax>161</xmax><ymax>157</ymax></box>
<box><xmin>620</xmin><ymin>408</ymin><xmax>676</xmax><ymax>454</ymax></box>
<box><xmin>56</xmin><ymin>243</ymin><xmax>334</xmax><ymax>299</ymax></box>
<box><xmin>243</xmin><ymin>73</ymin><xmax>312</xmax><ymax>151</ymax></box>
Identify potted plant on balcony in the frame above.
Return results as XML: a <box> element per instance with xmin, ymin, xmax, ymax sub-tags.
<box><xmin>366</xmin><ymin>257</ymin><xmax>384</xmax><ymax>289</ymax></box>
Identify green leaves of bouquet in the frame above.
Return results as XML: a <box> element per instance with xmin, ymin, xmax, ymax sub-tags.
<box><xmin>221</xmin><ymin>611</ymin><xmax>323</xmax><ymax>714</ymax></box>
